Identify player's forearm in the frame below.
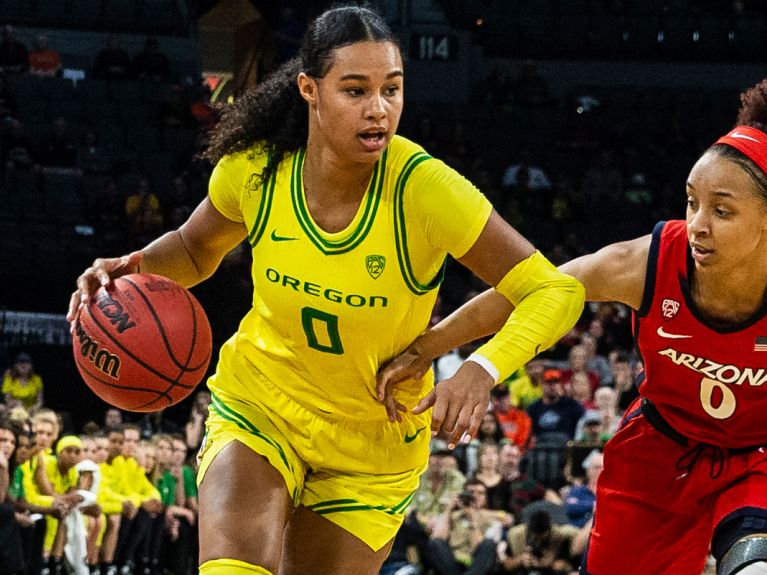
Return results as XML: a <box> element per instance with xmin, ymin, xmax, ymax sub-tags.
<box><xmin>472</xmin><ymin>251</ymin><xmax>585</xmax><ymax>382</ymax></box>
<box><xmin>413</xmin><ymin>289</ymin><xmax>514</xmax><ymax>361</ymax></box>
<box><xmin>139</xmin><ymin>230</ymin><xmax>221</xmax><ymax>288</ymax></box>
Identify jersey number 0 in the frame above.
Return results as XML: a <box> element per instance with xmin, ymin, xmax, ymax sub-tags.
<box><xmin>301</xmin><ymin>306</ymin><xmax>344</xmax><ymax>355</ymax></box>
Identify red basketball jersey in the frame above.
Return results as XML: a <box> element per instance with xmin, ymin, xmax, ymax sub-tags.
<box><xmin>635</xmin><ymin>220</ymin><xmax>767</xmax><ymax>447</ymax></box>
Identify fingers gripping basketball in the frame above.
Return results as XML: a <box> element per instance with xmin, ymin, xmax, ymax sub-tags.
<box><xmin>72</xmin><ymin>273</ymin><xmax>212</xmax><ymax>412</ymax></box>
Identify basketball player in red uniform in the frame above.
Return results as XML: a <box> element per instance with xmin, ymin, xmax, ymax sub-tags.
<box><xmin>377</xmin><ymin>80</ymin><xmax>767</xmax><ymax>574</ymax></box>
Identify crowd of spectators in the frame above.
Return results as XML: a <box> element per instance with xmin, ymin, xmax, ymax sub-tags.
<box><xmin>0</xmin><ymin>387</ymin><xmax>211</xmax><ymax>575</ymax></box>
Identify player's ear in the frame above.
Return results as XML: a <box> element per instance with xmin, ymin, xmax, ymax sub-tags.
<box><xmin>298</xmin><ymin>72</ymin><xmax>318</xmax><ymax>107</ymax></box>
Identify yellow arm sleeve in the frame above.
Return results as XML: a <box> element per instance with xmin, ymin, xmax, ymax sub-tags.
<box><xmin>470</xmin><ymin>251</ymin><xmax>585</xmax><ymax>382</ymax></box>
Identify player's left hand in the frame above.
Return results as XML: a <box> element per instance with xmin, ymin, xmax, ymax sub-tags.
<box><xmin>412</xmin><ymin>360</ymin><xmax>494</xmax><ymax>449</ymax></box>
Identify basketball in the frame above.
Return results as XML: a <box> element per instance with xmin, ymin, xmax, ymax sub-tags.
<box><xmin>72</xmin><ymin>273</ymin><xmax>212</xmax><ymax>412</ymax></box>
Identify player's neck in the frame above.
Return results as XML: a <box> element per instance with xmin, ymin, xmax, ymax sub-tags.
<box><xmin>303</xmin><ymin>145</ymin><xmax>374</xmax><ymax>202</ymax></box>
<box><xmin>302</xmin><ymin>150</ymin><xmax>374</xmax><ymax>233</ymax></box>
<box><xmin>691</xmin><ymin>267</ymin><xmax>767</xmax><ymax>325</ymax></box>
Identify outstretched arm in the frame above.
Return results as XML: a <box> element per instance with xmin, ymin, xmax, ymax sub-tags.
<box><xmin>379</xmin><ymin>211</ymin><xmax>585</xmax><ymax>446</ymax></box>
<box><xmin>559</xmin><ymin>234</ymin><xmax>650</xmax><ymax>309</ymax></box>
<box><xmin>398</xmin><ymin>232</ymin><xmax>651</xmax><ymax>362</ymax></box>
<box><xmin>377</xmin><ymin>230</ymin><xmax>651</xmax><ymax>445</ymax></box>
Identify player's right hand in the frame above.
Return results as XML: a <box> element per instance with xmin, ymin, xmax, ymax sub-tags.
<box><xmin>67</xmin><ymin>251</ymin><xmax>144</xmax><ymax>328</ymax></box>
<box><xmin>412</xmin><ymin>360</ymin><xmax>494</xmax><ymax>449</ymax></box>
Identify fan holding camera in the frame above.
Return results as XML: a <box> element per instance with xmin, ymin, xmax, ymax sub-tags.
<box><xmin>425</xmin><ymin>478</ymin><xmax>513</xmax><ymax>575</ymax></box>
<box><xmin>496</xmin><ymin>509</ymin><xmax>583</xmax><ymax>575</ymax></box>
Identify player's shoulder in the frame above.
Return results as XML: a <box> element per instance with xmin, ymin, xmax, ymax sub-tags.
<box><xmin>216</xmin><ymin>144</ymin><xmax>270</xmax><ymax>178</ymax></box>
<box><xmin>385</xmin><ymin>135</ymin><xmax>430</xmax><ymax>170</ymax></box>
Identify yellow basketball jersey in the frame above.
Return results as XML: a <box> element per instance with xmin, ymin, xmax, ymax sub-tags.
<box><xmin>207</xmin><ymin>135</ymin><xmax>492</xmax><ymax>422</ymax></box>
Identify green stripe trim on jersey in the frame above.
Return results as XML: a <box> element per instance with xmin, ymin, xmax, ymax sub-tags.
<box><xmin>393</xmin><ymin>152</ymin><xmax>445</xmax><ymax>295</ymax></box>
<box><xmin>307</xmin><ymin>490</ymin><xmax>416</xmax><ymax>517</ymax></box>
<box><xmin>210</xmin><ymin>393</ymin><xmax>294</xmax><ymax>476</ymax></box>
<box><xmin>291</xmin><ymin>147</ymin><xmax>386</xmax><ymax>255</ymax></box>
<box><xmin>247</xmin><ymin>158</ymin><xmax>277</xmax><ymax>248</ymax></box>
<box><xmin>391</xmin><ymin>491</ymin><xmax>416</xmax><ymax>513</ymax></box>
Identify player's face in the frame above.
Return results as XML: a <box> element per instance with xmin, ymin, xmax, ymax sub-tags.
<box><xmin>301</xmin><ymin>41</ymin><xmax>403</xmax><ymax>164</ymax></box>
<box><xmin>500</xmin><ymin>443</ymin><xmax>522</xmax><ymax>469</ymax></box>
<box><xmin>479</xmin><ymin>446</ymin><xmax>499</xmax><ymax>471</ymax></box>
<box><xmin>107</xmin><ymin>431</ymin><xmax>124</xmax><ymax>458</ymax></box>
<box><xmin>15</xmin><ymin>359</ymin><xmax>31</xmax><ymax>376</ymax></box>
<box><xmin>172</xmin><ymin>440</ymin><xmax>187</xmax><ymax>465</ymax></box>
<box><xmin>155</xmin><ymin>439</ymin><xmax>172</xmax><ymax>464</ymax></box>
<box><xmin>586</xmin><ymin>454</ymin><xmax>604</xmax><ymax>482</ymax></box>
<box><xmin>59</xmin><ymin>445</ymin><xmax>82</xmax><ymax>470</ymax></box>
<box><xmin>480</xmin><ymin>412</ymin><xmax>498</xmax><ymax>436</ymax></box>
<box><xmin>0</xmin><ymin>429</ymin><xmax>15</xmax><ymax>458</ymax></box>
<box><xmin>94</xmin><ymin>438</ymin><xmax>110</xmax><ymax>463</ymax></box>
<box><xmin>122</xmin><ymin>429</ymin><xmax>139</xmax><ymax>457</ymax></box>
<box><xmin>137</xmin><ymin>444</ymin><xmax>156</xmax><ymax>471</ymax></box>
<box><xmin>686</xmin><ymin>152</ymin><xmax>767</xmax><ymax>271</ymax></box>
<box><xmin>105</xmin><ymin>409</ymin><xmax>122</xmax><ymax>428</ymax></box>
<box><xmin>81</xmin><ymin>438</ymin><xmax>96</xmax><ymax>460</ymax></box>
<box><xmin>33</xmin><ymin>422</ymin><xmax>55</xmax><ymax>450</ymax></box>
<box><xmin>525</xmin><ymin>359</ymin><xmax>545</xmax><ymax>381</ymax></box>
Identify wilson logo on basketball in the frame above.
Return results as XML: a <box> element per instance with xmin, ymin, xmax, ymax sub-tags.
<box><xmin>661</xmin><ymin>298</ymin><xmax>680</xmax><ymax>321</ymax></box>
<box><xmin>73</xmin><ymin>320</ymin><xmax>121</xmax><ymax>379</ymax></box>
<box><xmin>95</xmin><ymin>291</ymin><xmax>136</xmax><ymax>334</ymax></box>
<box><xmin>145</xmin><ymin>279</ymin><xmax>182</xmax><ymax>293</ymax></box>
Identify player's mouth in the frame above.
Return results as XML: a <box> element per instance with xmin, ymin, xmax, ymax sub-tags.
<box><xmin>690</xmin><ymin>242</ymin><xmax>713</xmax><ymax>263</ymax></box>
<box><xmin>358</xmin><ymin>128</ymin><xmax>387</xmax><ymax>152</ymax></box>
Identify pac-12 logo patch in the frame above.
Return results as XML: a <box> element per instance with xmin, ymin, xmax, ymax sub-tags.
<box><xmin>661</xmin><ymin>298</ymin><xmax>680</xmax><ymax>321</ymax></box>
<box><xmin>366</xmin><ymin>255</ymin><xmax>386</xmax><ymax>279</ymax></box>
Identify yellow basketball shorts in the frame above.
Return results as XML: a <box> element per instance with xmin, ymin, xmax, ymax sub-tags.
<box><xmin>197</xmin><ymin>371</ymin><xmax>431</xmax><ymax>552</ymax></box>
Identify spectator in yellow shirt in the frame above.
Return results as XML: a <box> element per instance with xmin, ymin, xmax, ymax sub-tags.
<box><xmin>2</xmin><ymin>352</ymin><xmax>43</xmax><ymax>412</ymax></box>
<box><xmin>110</xmin><ymin>424</ymin><xmax>162</xmax><ymax>575</ymax></box>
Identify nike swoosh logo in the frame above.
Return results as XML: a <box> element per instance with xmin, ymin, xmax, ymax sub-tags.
<box><xmin>404</xmin><ymin>426</ymin><xmax>426</xmax><ymax>444</ymax></box>
<box><xmin>271</xmin><ymin>230</ymin><xmax>298</xmax><ymax>242</ymax></box>
<box><xmin>657</xmin><ymin>326</ymin><xmax>693</xmax><ymax>339</ymax></box>
<box><xmin>731</xmin><ymin>131</ymin><xmax>761</xmax><ymax>143</ymax></box>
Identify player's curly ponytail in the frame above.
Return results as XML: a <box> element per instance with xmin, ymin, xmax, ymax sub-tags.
<box><xmin>203</xmin><ymin>3</ymin><xmax>398</xmax><ymax>186</ymax></box>
<box><xmin>710</xmin><ymin>78</ymin><xmax>767</xmax><ymax>203</ymax></box>
<box><xmin>736</xmin><ymin>78</ymin><xmax>767</xmax><ymax>132</ymax></box>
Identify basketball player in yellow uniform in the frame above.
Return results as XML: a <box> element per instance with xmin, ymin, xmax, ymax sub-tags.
<box><xmin>68</xmin><ymin>6</ymin><xmax>584</xmax><ymax>575</ymax></box>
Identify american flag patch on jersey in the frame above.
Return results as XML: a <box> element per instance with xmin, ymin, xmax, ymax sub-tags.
<box><xmin>755</xmin><ymin>336</ymin><xmax>767</xmax><ymax>352</ymax></box>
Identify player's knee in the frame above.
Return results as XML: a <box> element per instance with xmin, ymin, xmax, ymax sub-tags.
<box><xmin>729</xmin><ymin>562</ymin><xmax>767</xmax><ymax>574</ymax></box>
<box><xmin>718</xmin><ymin>536</ymin><xmax>767</xmax><ymax>575</ymax></box>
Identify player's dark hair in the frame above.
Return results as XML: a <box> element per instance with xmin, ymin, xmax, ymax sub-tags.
<box><xmin>463</xmin><ymin>477</ymin><xmax>487</xmax><ymax>491</ymax></box>
<box><xmin>613</xmin><ymin>350</ymin><xmax>631</xmax><ymax>364</ymax></box>
<box><xmin>528</xmin><ymin>510</ymin><xmax>552</xmax><ymax>534</ymax></box>
<box><xmin>710</xmin><ymin>79</ymin><xmax>767</xmax><ymax>204</ymax></box>
<box><xmin>202</xmin><ymin>3</ymin><xmax>398</xmax><ymax>185</ymax></box>
<box><xmin>477</xmin><ymin>410</ymin><xmax>505</xmax><ymax>444</ymax></box>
